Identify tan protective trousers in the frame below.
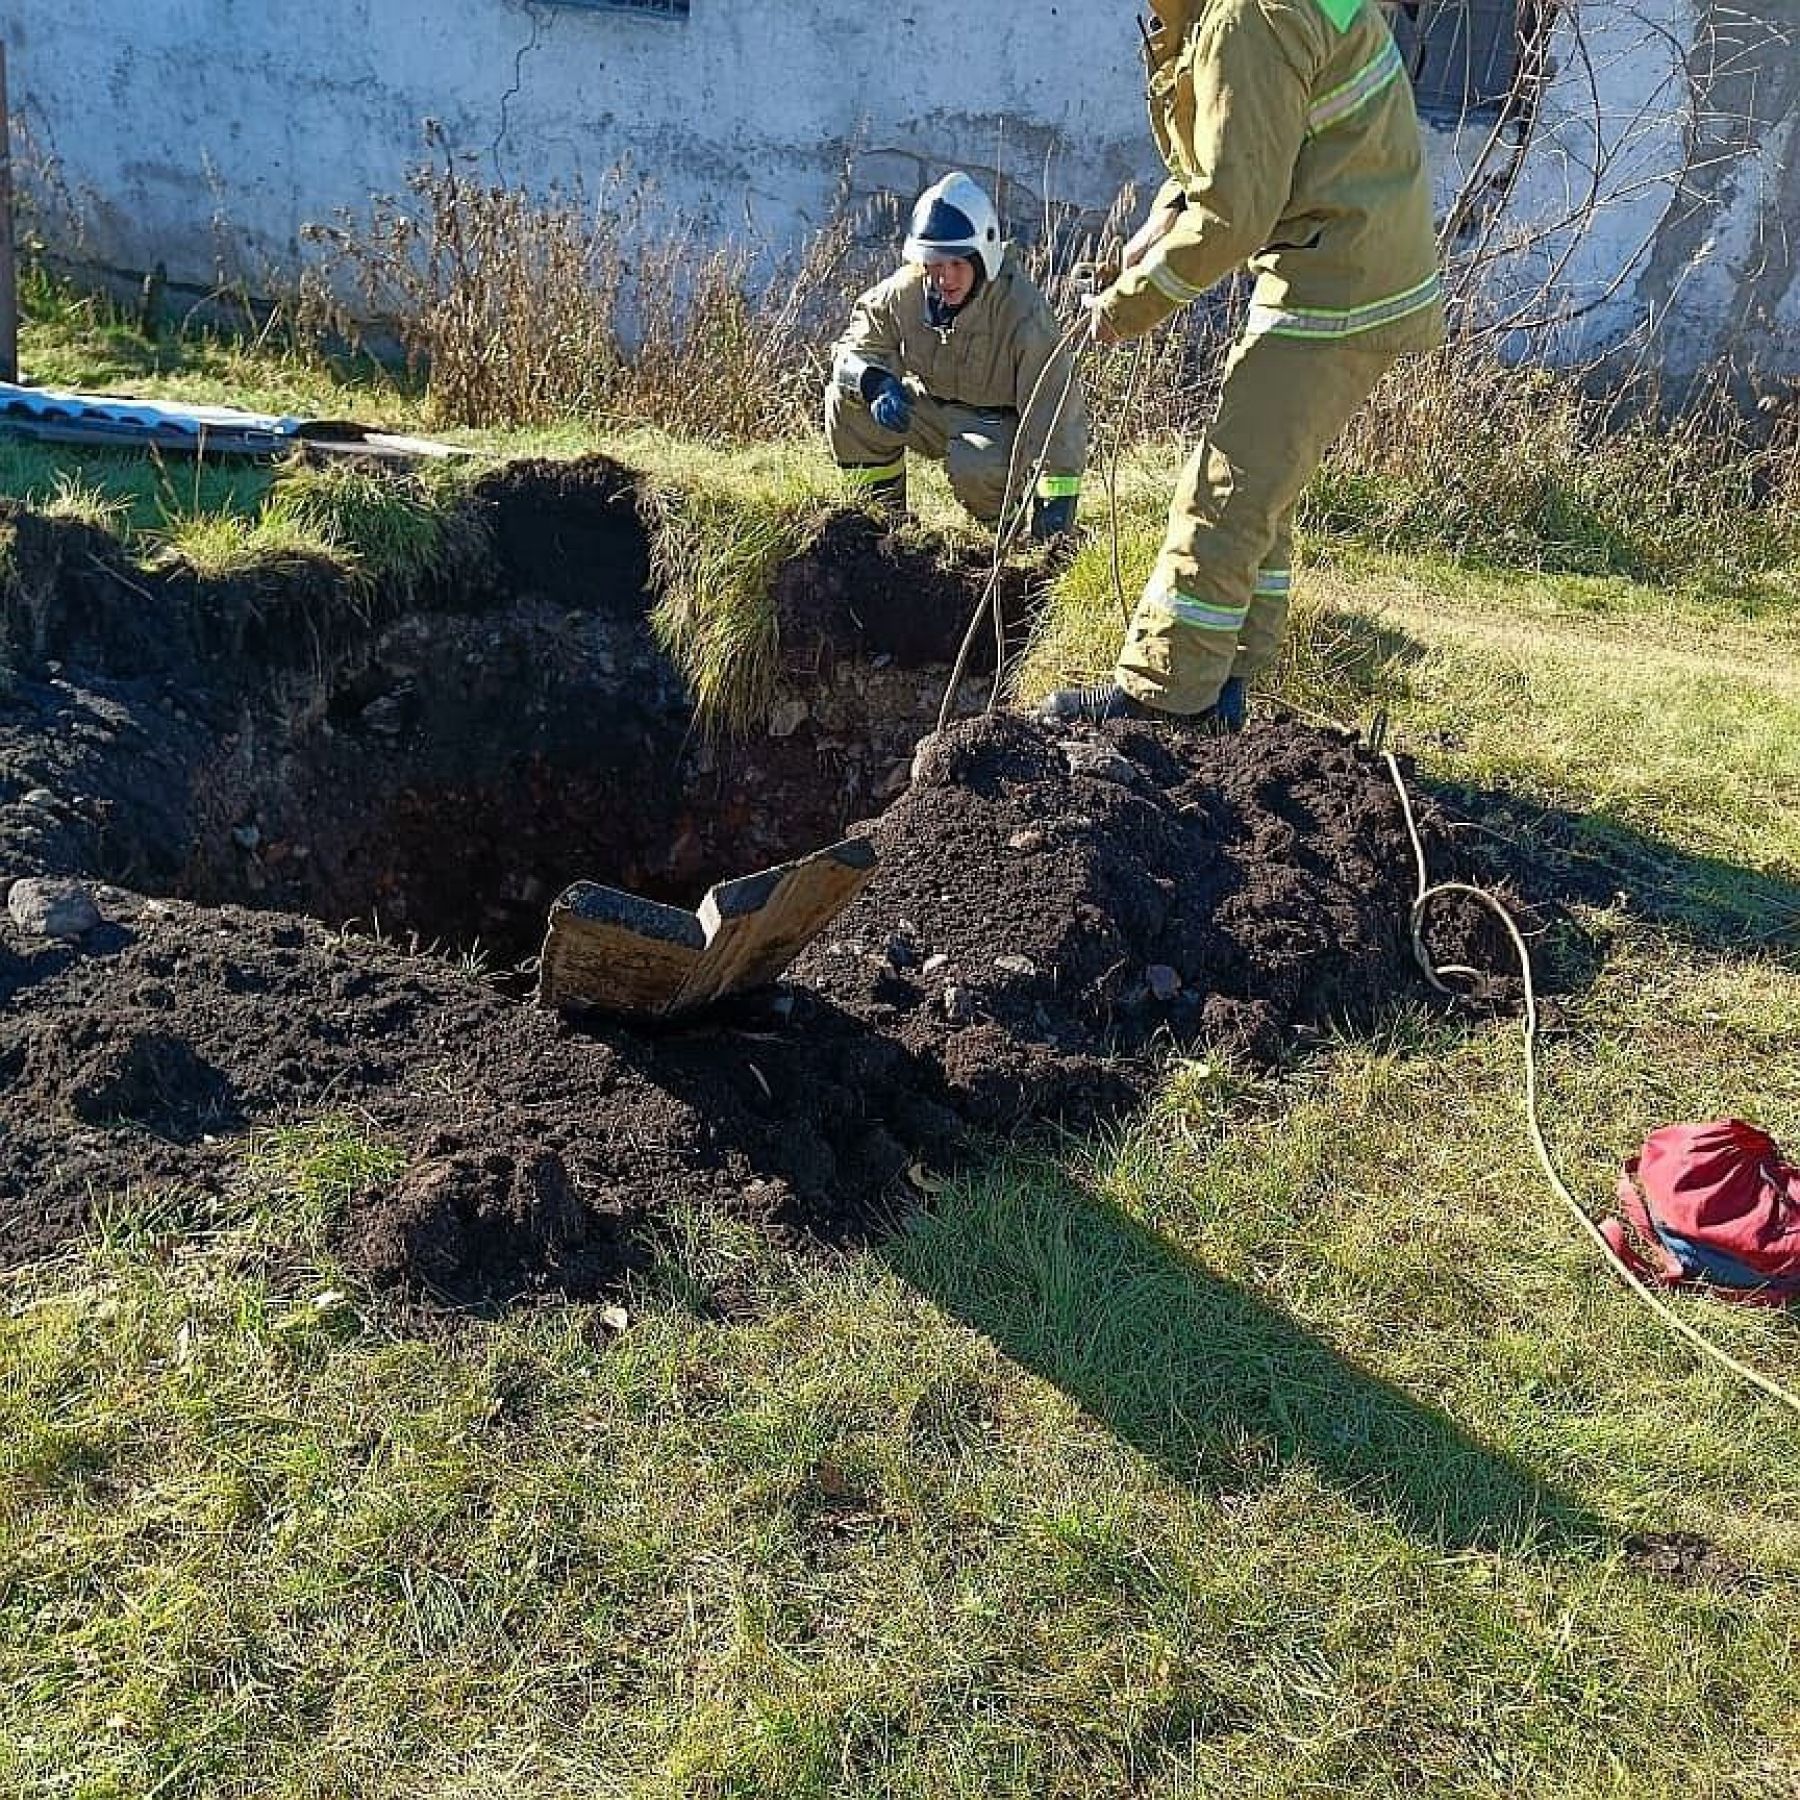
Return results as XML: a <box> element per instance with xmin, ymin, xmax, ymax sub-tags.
<box><xmin>1116</xmin><ymin>330</ymin><xmax>1398</xmax><ymax>715</ymax></box>
<box><xmin>824</xmin><ymin>381</ymin><xmax>1022</xmax><ymax>522</ymax></box>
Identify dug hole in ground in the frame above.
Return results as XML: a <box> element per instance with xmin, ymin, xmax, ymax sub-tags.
<box><xmin>0</xmin><ymin>454</ymin><xmax>1532</xmax><ymax>1308</ymax></box>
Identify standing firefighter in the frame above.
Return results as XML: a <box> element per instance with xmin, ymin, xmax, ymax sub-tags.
<box><xmin>827</xmin><ymin>173</ymin><xmax>1088</xmax><ymax>541</ymax></box>
<box><xmin>1041</xmin><ymin>0</ymin><xmax>1445</xmax><ymax>727</ymax></box>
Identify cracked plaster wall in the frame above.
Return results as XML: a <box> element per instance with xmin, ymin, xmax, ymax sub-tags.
<box><xmin>3</xmin><ymin>0</ymin><xmax>1153</xmax><ymax>301</ymax></box>
<box><xmin>1456</xmin><ymin>0</ymin><xmax>1799</xmax><ymax>389</ymax></box>
<box><xmin>4</xmin><ymin>0</ymin><xmax>1797</xmax><ymax>389</ymax></box>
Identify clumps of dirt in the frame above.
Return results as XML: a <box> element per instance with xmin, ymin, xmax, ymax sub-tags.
<box><xmin>1625</xmin><ymin>1530</ymin><xmax>1761</xmax><ymax>1593</ymax></box>
<box><xmin>0</xmin><ymin>456</ymin><xmax>1526</xmax><ymax>1309</ymax></box>
<box><xmin>340</xmin><ymin>1130</ymin><xmax>630</xmax><ymax>1303</ymax></box>
<box><xmin>0</xmin><ymin>704</ymin><xmax>1508</xmax><ymax>1308</ymax></box>
<box><xmin>789</xmin><ymin>710</ymin><xmax>1504</xmax><ymax>1130</ymax></box>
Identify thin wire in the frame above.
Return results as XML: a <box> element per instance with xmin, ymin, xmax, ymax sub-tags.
<box><xmin>1102</xmin><ymin>337</ymin><xmax>1148</xmax><ymax>627</ymax></box>
<box><xmin>935</xmin><ymin>313</ymin><xmax>1089</xmax><ymax>733</ymax></box>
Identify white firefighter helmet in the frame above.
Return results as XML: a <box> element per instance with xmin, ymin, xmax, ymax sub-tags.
<box><xmin>903</xmin><ymin>173</ymin><xmax>1004</xmax><ymax>282</ymax></box>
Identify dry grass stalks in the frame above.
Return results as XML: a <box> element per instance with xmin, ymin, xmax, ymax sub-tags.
<box><xmin>300</xmin><ymin>125</ymin><xmax>891</xmax><ymax>437</ymax></box>
<box><xmin>298</xmin><ymin>130</ymin><xmax>1797</xmax><ymax>589</ymax></box>
<box><xmin>1316</xmin><ymin>339</ymin><xmax>1798</xmax><ymax>586</ymax></box>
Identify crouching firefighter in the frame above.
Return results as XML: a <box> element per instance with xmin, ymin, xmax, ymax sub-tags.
<box><xmin>825</xmin><ymin>173</ymin><xmax>1088</xmax><ymax>542</ymax></box>
<box><xmin>1040</xmin><ymin>0</ymin><xmax>1446</xmax><ymax>731</ymax></box>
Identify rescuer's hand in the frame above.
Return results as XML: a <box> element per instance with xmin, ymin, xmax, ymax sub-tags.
<box><xmin>867</xmin><ymin>373</ymin><xmax>913</xmax><ymax>435</ymax></box>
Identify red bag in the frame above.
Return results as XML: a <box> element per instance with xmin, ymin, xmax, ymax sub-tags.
<box><xmin>1603</xmin><ymin>1120</ymin><xmax>1800</xmax><ymax>1304</ymax></box>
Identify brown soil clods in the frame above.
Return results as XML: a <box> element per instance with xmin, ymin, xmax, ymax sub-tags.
<box><xmin>0</xmin><ymin>459</ymin><xmax>1511</xmax><ymax>1308</ymax></box>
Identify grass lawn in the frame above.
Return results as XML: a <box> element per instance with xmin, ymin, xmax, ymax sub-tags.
<box><xmin>4</xmin><ymin>301</ymin><xmax>1800</xmax><ymax>1798</ymax></box>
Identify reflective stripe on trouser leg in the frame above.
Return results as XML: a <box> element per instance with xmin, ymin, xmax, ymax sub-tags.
<box><xmin>1115</xmin><ymin>331</ymin><xmax>1396</xmax><ymax>713</ymax></box>
<box><xmin>823</xmin><ymin>382</ymin><xmax>1017</xmax><ymax>519</ymax></box>
<box><xmin>1233</xmin><ymin>510</ymin><xmax>1294</xmax><ymax>679</ymax></box>
<box><xmin>1117</xmin><ymin>580</ymin><xmax>1248</xmax><ymax>714</ymax></box>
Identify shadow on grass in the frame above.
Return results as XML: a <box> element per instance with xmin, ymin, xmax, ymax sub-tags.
<box><xmin>884</xmin><ymin>1160</ymin><xmax>1608</xmax><ymax>1555</ymax></box>
<box><xmin>1310</xmin><ymin>608</ymin><xmax>1800</xmax><ymax>959</ymax></box>
<box><xmin>1436</xmin><ymin>785</ymin><xmax>1800</xmax><ymax>958</ymax></box>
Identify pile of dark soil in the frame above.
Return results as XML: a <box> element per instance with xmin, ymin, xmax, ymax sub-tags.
<box><xmin>0</xmin><ymin>708</ymin><xmax>1503</xmax><ymax>1306</ymax></box>
<box><xmin>793</xmin><ymin>710</ymin><xmax>1506</xmax><ymax>1127</ymax></box>
<box><xmin>0</xmin><ymin>460</ymin><xmax>1515</xmax><ymax>1308</ymax></box>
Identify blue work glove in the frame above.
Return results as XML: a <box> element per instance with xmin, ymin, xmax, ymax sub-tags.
<box><xmin>864</xmin><ymin>371</ymin><xmax>913</xmax><ymax>435</ymax></box>
<box><xmin>1031</xmin><ymin>493</ymin><xmax>1077</xmax><ymax>542</ymax></box>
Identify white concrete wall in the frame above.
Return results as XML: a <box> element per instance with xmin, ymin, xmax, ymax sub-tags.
<box><xmin>1449</xmin><ymin>0</ymin><xmax>1800</xmax><ymax>387</ymax></box>
<box><xmin>4</xmin><ymin>0</ymin><xmax>1159</xmax><ymax>292</ymax></box>
<box><xmin>5</xmin><ymin>1</ymin><xmax>1797</xmax><ymax>387</ymax></box>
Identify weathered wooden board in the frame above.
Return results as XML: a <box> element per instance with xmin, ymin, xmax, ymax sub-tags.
<box><xmin>536</xmin><ymin>836</ymin><xmax>877</xmax><ymax>1019</ymax></box>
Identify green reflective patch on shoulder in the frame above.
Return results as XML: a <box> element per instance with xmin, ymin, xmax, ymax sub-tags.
<box><xmin>1313</xmin><ymin>0</ymin><xmax>1362</xmax><ymax>29</ymax></box>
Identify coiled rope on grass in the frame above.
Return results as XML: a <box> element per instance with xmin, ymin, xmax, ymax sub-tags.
<box><xmin>1381</xmin><ymin>745</ymin><xmax>1800</xmax><ymax>1419</ymax></box>
<box><xmin>927</xmin><ymin>310</ymin><xmax>1800</xmax><ymax>1417</ymax></box>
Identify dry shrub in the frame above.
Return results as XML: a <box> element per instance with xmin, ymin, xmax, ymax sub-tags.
<box><xmin>299</xmin><ymin>145</ymin><xmax>1234</xmax><ymax>449</ymax></box>
<box><xmin>299</xmin><ymin>132</ymin><xmax>1795</xmax><ymax>591</ymax></box>
<box><xmin>623</xmin><ymin>210</ymin><xmax>881</xmax><ymax>440</ymax></box>
<box><xmin>300</xmin><ymin>126</ymin><xmax>890</xmax><ymax>438</ymax></box>
<box><xmin>1311</xmin><ymin>336</ymin><xmax>1797</xmax><ymax>588</ymax></box>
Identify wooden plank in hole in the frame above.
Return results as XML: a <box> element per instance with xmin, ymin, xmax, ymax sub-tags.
<box><xmin>537</xmin><ymin>836</ymin><xmax>877</xmax><ymax>1019</ymax></box>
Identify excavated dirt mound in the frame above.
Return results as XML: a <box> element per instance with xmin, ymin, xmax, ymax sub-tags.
<box><xmin>0</xmin><ymin>712</ymin><xmax>1503</xmax><ymax>1306</ymax></box>
<box><xmin>0</xmin><ymin>459</ymin><xmax>1515</xmax><ymax>1307</ymax></box>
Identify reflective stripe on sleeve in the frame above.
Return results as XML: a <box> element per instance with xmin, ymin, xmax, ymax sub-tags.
<box><xmin>1144</xmin><ymin>256</ymin><xmax>1208</xmax><ymax>306</ymax></box>
<box><xmin>1036</xmin><ymin>473</ymin><xmax>1082</xmax><ymax>499</ymax></box>
<box><xmin>1253</xmin><ymin>567</ymin><xmax>1292</xmax><ymax>597</ymax></box>
<box><xmin>1306</xmin><ymin>36</ymin><xmax>1403</xmax><ymax>133</ymax></box>
<box><xmin>1246</xmin><ymin>271</ymin><xmax>1442</xmax><ymax>340</ymax></box>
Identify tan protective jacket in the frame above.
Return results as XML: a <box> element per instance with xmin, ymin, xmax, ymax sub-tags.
<box><xmin>831</xmin><ymin>249</ymin><xmax>1087</xmax><ymax>486</ymax></box>
<box><xmin>1100</xmin><ymin>0</ymin><xmax>1445</xmax><ymax>353</ymax></box>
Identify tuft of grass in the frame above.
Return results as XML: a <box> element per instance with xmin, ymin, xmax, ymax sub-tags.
<box><xmin>0</xmin><ymin>438</ymin><xmax>276</xmax><ymax>544</ymax></box>
<box><xmin>241</xmin><ymin>1112</ymin><xmax>407</xmax><ymax>1243</ymax></box>
<box><xmin>643</xmin><ymin>447</ymin><xmax>848</xmax><ymax>731</ymax></box>
<box><xmin>259</xmin><ymin>460</ymin><xmax>457</xmax><ymax>593</ymax></box>
<box><xmin>150</xmin><ymin>457</ymin><xmax>485</xmax><ymax>600</ymax></box>
<box><xmin>151</xmin><ymin>508</ymin><xmax>347</xmax><ymax>586</ymax></box>
<box><xmin>36</xmin><ymin>469</ymin><xmax>133</xmax><ymax>534</ymax></box>
<box><xmin>648</xmin><ymin>489</ymin><xmax>827</xmax><ymax>733</ymax></box>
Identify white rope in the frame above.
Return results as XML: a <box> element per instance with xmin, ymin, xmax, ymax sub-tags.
<box><xmin>1099</xmin><ymin>337</ymin><xmax>1148</xmax><ymax>628</ymax></box>
<box><xmin>1382</xmin><ymin>749</ymin><xmax>1800</xmax><ymax>1418</ymax></box>
<box><xmin>936</xmin><ymin>313</ymin><xmax>1090</xmax><ymax>734</ymax></box>
<box><xmin>999</xmin><ymin>311</ymin><xmax>1800</xmax><ymax>1418</ymax></box>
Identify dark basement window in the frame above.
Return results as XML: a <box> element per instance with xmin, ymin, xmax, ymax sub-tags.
<box><xmin>543</xmin><ymin>0</ymin><xmax>690</xmax><ymax>15</ymax></box>
<box><xmin>1385</xmin><ymin>0</ymin><xmax>1528</xmax><ymax>120</ymax></box>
